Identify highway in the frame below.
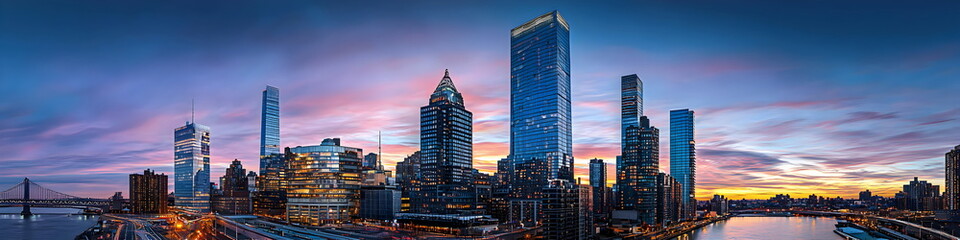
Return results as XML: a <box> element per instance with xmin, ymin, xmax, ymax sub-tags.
<box><xmin>103</xmin><ymin>214</ymin><xmax>166</xmax><ymax>240</ymax></box>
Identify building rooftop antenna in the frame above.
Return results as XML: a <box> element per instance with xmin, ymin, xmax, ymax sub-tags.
<box><xmin>378</xmin><ymin>131</ymin><xmax>383</xmax><ymax>171</ymax></box>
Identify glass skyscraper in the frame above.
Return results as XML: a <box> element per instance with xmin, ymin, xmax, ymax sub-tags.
<box><xmin>174</xmin><ymin>121</ymin><xmax>211</xmax><ymax>213</ymax></box>
<box><xmin>669</xmin><ymin>109</ymin><xmax>696</xmax><ymax>219</ymax></box>
<box><xmin>255</xmin><ymin>85</ymin><xmax>286</xmax><ymax>218</ymax></box>
<box><xmin>589</xmin><ymin>159</ymin><xmax>608</xmax><ymax>220</ymax></box>
<box><xmin>616</xmin><ymin>74</ymin><xmax>659</xmax><ymax>224</ymax></box>
<box><xmin>509</xmin><ymin>10</ymin><xmax>573</xmax><ymax>198</ymax></box>
<box><xmin>259</xmin><ymin>85</ymin><xmax>281</xmax><ymax>179</ymax></box>
<box><xmin>416</xmin><ymin>70</ymin><xmax>477</xmax><ymax>214</ymax></box>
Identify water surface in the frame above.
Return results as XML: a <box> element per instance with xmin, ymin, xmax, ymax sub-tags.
<box><xmin>674</xmin><ymin>216</ymin><xmax>842</xmax><ymax>240</ymax></box>
<box><xmin>0</xmin><ymin>207</ymin><xmax>100</xmax><ymax>240</ymax></box>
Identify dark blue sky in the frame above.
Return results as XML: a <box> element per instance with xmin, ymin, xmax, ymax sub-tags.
<box><xmin>1</xmin><ymin>1</ymin><xmax>958</xmax><ymax>199</ymax></box>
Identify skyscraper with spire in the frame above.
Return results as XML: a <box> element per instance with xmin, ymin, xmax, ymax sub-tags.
<box><xmin>416</xmin><ymin>69</ymin><xmax>478</xmax><ymax>214</ymax></box>
<box><xmin>174</xmin><ymin>118</ymin><xmax>211</xmax><ymax>213</ymax></box>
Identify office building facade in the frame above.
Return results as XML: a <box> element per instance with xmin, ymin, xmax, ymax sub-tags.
<box><xmin>215</xmin><ymin>159</ymin><xmax>251</xmax><ymax>215</ymax></box>
<box><xmin>285</xmin><ymin>138</ymin><xmax>362</xmax><ymax>225</ymax></box>
<box><xmin>416</xmin><ymin>70</ymin><xmax>477</xmax><ymax>214</ymax></box>
<box><xmin>174</xmin><ymin>121</ymin><xmax>211</xmax><ymax>212</ymax></box>
<box><xmin>670</xmin><ymin>109</ymin><xmax>696</xmax><ymax>219</ymax></box>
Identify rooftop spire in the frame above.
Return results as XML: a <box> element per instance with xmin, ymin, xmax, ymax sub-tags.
<box><xmin>430</xmin><ymin>69</ymin><xmax>464</xmax><ymax>105</ymax></box>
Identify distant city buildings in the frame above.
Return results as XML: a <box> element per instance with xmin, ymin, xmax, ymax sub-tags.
<box><xmin>214</xmin><ymin>159</ymin><xmax>251</xmax><ymax>215</ymax></box>
<box><xmin>174</xmin><ymin>121</ymin><xmax>211</xmax><ymax>213</ymax></box>
<box><xmin>710</xmin><ymin>194</ymin><xmax>729</xmax><ymax>216</ymax></box>
<box><xmin>656</xmin><ymin>173</ymin><xmax>682</xmax><ymax>225</ymax></box>
<box><xmin>415</xmin><ymin>70</ymin><xmax>478</xmax><ymax>215</ymax></box>
<box><xmin>670</xmin><ymin>109</ymin><xmax>696</xmax><ymax>219</ymax></box>
<box><xmin>395</xmin><ymin>151</ymin><xmax>421</xmax><ymax>213</ymax></box>
<box><xmin>947</xmin><ymin>145</ymin><xmax>960</xmax><ymax>210</ymax></box>
<box><xmin>896</xmin><ymin>177</ymin><xmax>942</xmax><ymax>211</ymax></box>
<box><xmin>284</xmin><ymin>138</ymin><xmax>362</xmax><ymax>225</ymax></box>
<box><xmin>129</xmin><ymin>169</ymin><xmax>167</xmax><ymax>214</ymax></box>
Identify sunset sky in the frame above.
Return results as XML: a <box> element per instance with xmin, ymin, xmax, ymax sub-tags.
<box><xmin>2</xmin><ymin>1</ymin><xmax>958</xmax><ymax>200</ymax></box>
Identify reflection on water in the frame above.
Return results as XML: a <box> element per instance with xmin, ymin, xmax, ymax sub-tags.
<box><xmin>0</xmin><ymin>207</ymin><xmax>100</xmax><ymax>240</ymax></box>
<box><xmin>674</xmin><ymin>216</ymin><xmax>842</xmax><ymax>240</ymax></box>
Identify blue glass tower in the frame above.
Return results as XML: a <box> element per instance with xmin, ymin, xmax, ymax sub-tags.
<box><xmin>174</xmin><ymin>121</ymin><xmax>211</xmax><ymax>212</ymax></box>
<box><xmin>259</xmin><ymin>85</ymin><xmax>281</xmax><ymax>174</ymax></box>
<box><xmin>416</xmin><ymin>69</ymin><xmax>477</xmax><ymax>214</ymax></box>
<box><xmin>669</xmin><ymin>109</ymin><xmax>695</xmax><ymax>219</ymax></box>
<box><xmin>615</xmin><ymin>74</ymin><xmax>658</xmax><ymax>224</ymax></box>
<box><xmin>509</xmin><ymin>10</ymin><xmax>573</xmax><ymax>199</ymax></box>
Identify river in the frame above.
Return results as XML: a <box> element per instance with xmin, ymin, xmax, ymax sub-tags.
<box><xmin>0</xmin><ymin>207</ymin><xmax>100</xmax><ymax>240</ymax></box>
<box><xmin>673</xmin><ymin>216</ymin><xmax>842</xmax><ymax>240</ymax></box>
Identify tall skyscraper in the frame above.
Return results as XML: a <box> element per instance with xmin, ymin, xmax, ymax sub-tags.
<box><xmin>416</xmin><ymin>69</ymin><xmax>477</xmax><ymax>214</ymax></box>
<box><xmin>589</xmin><ymin>159</ymin><xmax>607</xmax><ymax>220</ymax></box>
<box><xmin>284</xmin><ymin>138</ymin><xmax>362</xmax><ymax>225</ymax></box>
<box><xmin>509</xmin><ymin>10</ymin><xmax>573</xmax><ymax>199</ymax></box>
<box><xmin>174</xmin><ymin>121</ymin><xmax>211</xmax><ymax>213</ymax></box>
<box><xmin>255</xmin><ymin>85</ymin><xmax>286</xmax><ymax>218</ymax></box>
<box><xmin>130</xmin><ymin>169</ymin><xmax>168</xmax><ymax>214</ymax></box>
<box><xmin>616</xmin><ymin>74</ymin><xmax>659</xmax><ymax>224</ymax></box>
<box><xmin>258</xmin><ymin>85</ymin><xmax>283</xmax><ymax>191</ymax></box>
<box><xmin>947</xmin><ymin>145</ymin><xmax>960</xmax><ymax>210</ymax></box>
<box><xmin>670</xmin><ymin>109</ymin><xmax>696</xmax><ymax>219</ymax></box>
<box><xmin>260</xmin><ymin>85</ymin><xmax>281</xmax><ymax>158</ymax></box>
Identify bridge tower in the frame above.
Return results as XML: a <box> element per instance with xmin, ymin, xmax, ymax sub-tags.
<box><xmin>20</xmin><ymin>178</ymin><xmax>31</xmax><ymax>216</ymax></box>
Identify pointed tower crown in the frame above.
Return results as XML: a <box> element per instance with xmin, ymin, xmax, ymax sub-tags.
<box><xmin>430</xmin><ymin>69</ymin><xmax>464</xmax><ymax>105</ymax></box>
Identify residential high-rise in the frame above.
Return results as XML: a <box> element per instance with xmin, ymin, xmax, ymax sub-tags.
<box><xmin>896</xmin><ymin>177</ymin><xmax>942</xmax><ymax>211</ymax></box>
<box><xmin>284</xmin><ymin>138</ymin><xmax>362</xmax><ymax>225</ymax></box>
<box><xmin>255</xmin><ymin>85</ymin><xmax>286</xmax><ymax>218</ymax></box>
<box><xmin>710</xmin><ymin>194</ymin><xmax>729</xmax><ymax>216</ymax></box>
<box><xmin>174</xmin><ymin>121</ymin><xmax>211</xmax><ymax>213</ymax></box>
<box><xmin>130</xmin><ymin>169</ymin><xmax>168</xmax><ymax>214</ymax></box>
<box><xmin>214</xmin><ymin>159</ymin><xmax>251</xmax><ymax>215</ymax></box>
<box><xmin>655</xmin><ymin>173</ymin><xmax>682</xmax><ymax>225</ymax></box>
<box><xmin>946</xmin><ymin>145</ymin><xmax>960</xmax><ymax>210</ymax></box>
<box><xmin>578</xmin><ymin>181</ymin><xmax>594</xmax><ymax>240</ymax></box>
<box><xmin>589</xmin><ymin>159</ymin><xmax>607</xmax><ymax>221</ymax></box>
<box><xmin>859</xmin><ymin>189</ymin><xmax>873</xmax><ymax>202</ymax></box>
<box><xmin>509</xmin><ymin>10</ymin><xmax>574</xmax><ymax>199</ymax></box>
<box><xmin>616</xmin><ymin>74</ymin><xmax>659</xmax><ymax>224</ymax></box>
<box><xmin>416</xmin><ymin>69</ymin><xmax>477</xmax><ymax>215</ymax></box>
<box><xmin>541</xmin><ymin>179</ymin><xmax>579</xmax><ymax>240</ymax></box>
<box><xmin>670</xmin><ymin>109</ymin><xmax>696</xmax><ymax>219</ymax></box>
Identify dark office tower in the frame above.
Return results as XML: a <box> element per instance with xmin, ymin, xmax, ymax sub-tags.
<box><xmin>494</xmin><ymin>157</ymin><xmax>514</xmax><ymax>197</ymax></box>
<box><xmin>285</xmin><ymin>138</ymin><xmax>363</xmax><ymax>225</ymax></box>
<box><xmin>215</xmin><ymin>159</ymin><xmax>251</xmax><ymax>215</ymax></box>
<box><xmin>417</xmin><ymin>69</ymin><xmax>477</xmax><ymax>215</ymax></box>
<box><xmin>509</xmin><ymin>11</ymin><xmax>573</xmax><ymax>199</ymax></box>
<box><xmin>859</xmin><ymin>189</ymin><xmax>873</xmax><ymax>202</ymax></box>
<box><xmin>616</xmin><ymin>116</ymin><xmax>659</xmax><ymax>224</ymax></box>
<box><xmin>947</xmin><ymin>145</ymin><xmax>960</xmax><ymax>210</ymax></box>
<box><xmin>670</xmin><ymin>109</ymin><xmax>696</xmax><ymax>219</ymax></box>
<box><xmin>542</xmin><ymin>179</ymin><xmax>580</xmax><ymax>240</ymax></box>
<box><xmin>616</xmin><ymin>74</ymin><xmax>659</xmax><ymax>224</ymax></box>
<box><xmin>656</xmin><ymin>173</ymin><xmax>682</xmax><ymax>225</ymax></box>
<box><xmin>395</xmin><ymin>151</ymin><xmax>421</xmax><ymax>212</ymax></box>
<box><xmin>363</xmin><ymin>153</ymin><xmax>379</xmax><ymax>170</ymax></box>
<box><xmin>130</xmin><ymin>169</ymin><xmax>168</xmax><ymax>214</ymax></box>
<box><xmin>589</xmin><ymin>159</ymin><xmax>608</xmax><ymax>220</ymax></box>
<box><xmin>174</xmin><ymin>121</ymin><xmax>211</xmax><ymax>213</ymax></box>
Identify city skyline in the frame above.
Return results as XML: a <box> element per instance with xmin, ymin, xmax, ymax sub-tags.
<box><xmin>2</xmin><ymin>1</ymin><xmax>959</xmax><ymax>200</ymax></box>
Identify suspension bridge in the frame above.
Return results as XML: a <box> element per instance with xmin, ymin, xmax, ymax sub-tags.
<box><xmin>0</xmin><ymin>178</ymin><xmax>111</xmax><ymax>215</ymax></box>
